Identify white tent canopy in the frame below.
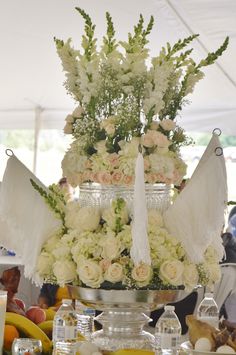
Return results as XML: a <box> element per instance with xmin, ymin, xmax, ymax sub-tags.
<box><xmin>1</xmin><ymin>0</ymin><xmax>236</xmax><ymax>134</ymax></box>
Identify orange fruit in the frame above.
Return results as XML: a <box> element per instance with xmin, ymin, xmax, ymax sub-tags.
<box><xmin>3</xmin><ymin>324</ymin><xmax>19</xmax><ymax>351</ymax></box>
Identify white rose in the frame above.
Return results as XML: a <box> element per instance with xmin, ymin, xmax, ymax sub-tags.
<box><xmin>65</xmin><ymin>201</ymin><xmax>82</xmax><ymax>230</ymax></box>
<box><xmin>53</xmin><ymin>259</ymin><xmax>77</xmax><ymax>285</ymax></box>
<box><xmin>78</xmin><ymin>260</ymin><xmax>104</xmax><ymax>288</ymax></box>
<box><xmin>131</xmin><ymin>263</ymin><xmax>152</xmax><ymax>287</ymax></box>
<box><xmin>160</xmin><ymin>119</ymin><xmax>176</xmax><ymax>131</ymax></box>
<box><xmin>43</xmin><ymin>232</ymin><xmax>61</xmax><ymax>252</ymax></box>
<box><xmin>148</xmin><ymin>210</ymin><xmax>164</xmax><ymax>227</ymax></box>
<box><xmin>160</xmin><ymin>260</ymin><xmax>184</xmax><ymax>286</ymax></box>
<box><xmin>37</xmin><ymin>252</ymin><xmax>55</xmax><ymax>277</ymax></box>
<box><xmin>101</xmin><ymin>236</ymin><xmax>123</xmax><ymax>260</ymax></box>
<box><xmin>77</xmin><ymin>207</ymin><xmax>101</xmax><ymax>232</ymax></box>
<box><xmin>105</xmin><ymin>263</ymin><xmax>124</xmax><ymax>283</ymax></box>
<box><xmin>52</xmin><ymin>241</ymin><xmax>71</xmax><ymax>259</ymax></box>
<box><xmin>183</xmin><ymin>263</ymin><xmax>199</xmax><ymax>289</ymax></box>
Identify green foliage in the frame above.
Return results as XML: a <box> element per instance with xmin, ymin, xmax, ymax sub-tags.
<box><xmin>30</xmin><ymin>179</ymin><xmax>67</xmax><ymax>232</ymax></box>
<box><xmin>75</xmin><ymin>7</ymin><xmax>97</xmax><ymax>61</ymax></box>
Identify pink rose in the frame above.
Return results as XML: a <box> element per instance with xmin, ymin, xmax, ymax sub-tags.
<box><xmin>97</xmin><ymin>171</ymin><xmax>112</xmax><ymax>185</ymax></box>
<box><xmin>152</xmin><ymin>131</ymin><xmax>170</xmax><ymax>148</ymax></box>
<box><xmin>145</xmin><ymin>173</ymin><xmax>157</xmax><ymax>184</ymax></box>
<box><xmin>123</xmin><ymin>175</ymin><xmax>134</xmax><ymax>186</ymax></box>
<box><xmin>160</xmin><ymin>119</ymin><xmax>176</xmax><ymax>131</ymax></box>
<box><xmin>82</xmin><ymin>170</ymin><xmax>92</xmax><ymax>182</ymax></box>
<box><xmin>112</xmin><ymin>172</ymin><xmax>124</xmax><ymax>185</ymax></box>
<box><xmin>108</xmin><ymin>153</ymin><xmax>119</xmax><ymax>168</ymax></box>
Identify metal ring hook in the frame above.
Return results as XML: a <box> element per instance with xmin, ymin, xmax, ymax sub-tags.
<box><xmin>213</xmin><ymin>128</ymin><xmax>222</xmax><ymax>136</ymax></box>
<box><xmin>5</xmin><ymin>149</ymin><xmax>14</xmax><ymax>157</ymax></box>
<box><xmin>215</xmin><ymin>147</ymin><xmax>223</xmax><ymax>156</ymax></box>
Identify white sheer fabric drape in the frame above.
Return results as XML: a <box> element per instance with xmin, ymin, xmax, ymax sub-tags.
<box><xmin>0</xmin><ymin>155</ymin><xmax>61</xmax><ymax>282</ymax></box>
<box><xmin>164</xmin><ymin>134</ymin><xmax>227</xmax><ymax>263</ymax></box>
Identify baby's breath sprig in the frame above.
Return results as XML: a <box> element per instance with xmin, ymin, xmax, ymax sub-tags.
<box><xmin>30</xmin><ymin>179</ymin><xmax>67</xmax><ymax>231</ymax></box>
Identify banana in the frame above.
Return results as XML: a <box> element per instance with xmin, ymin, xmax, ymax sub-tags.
<box><xmin>5</xmin><ymin>312</ymin><xmax>52</xmax><ymax>353</ymax></box>
<box><xmin>44</xmin><ymin>308</ymin><xmax>56</xmax><ymax>321</ymax></box>
<box><xmin>38</xmin><ymin>320</ymin><xmax>53</xmax><ymax>339</ymax></box>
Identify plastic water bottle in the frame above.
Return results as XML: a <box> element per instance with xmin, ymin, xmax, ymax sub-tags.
<box><xmin>52</xmin><ymin>299</ymin><xmax>78</xmax><ymax>354</ymax></box>
<box><xmin>75</xmin><ymin>300</ymin><xmax>95</xmax><ymax>340</ymax></box>
<box><xmin>197</xmin><ymin>292</ymin><xmax>219</xmax><ymax>328</ymax></box>
<box><xmin>155</xmin><ymin>305</ymin><xmax>182</xmax><ymax>355</ymax></box>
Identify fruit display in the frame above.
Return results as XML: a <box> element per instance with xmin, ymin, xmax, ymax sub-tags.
<box><xmin>4</xmin><ymin>312</ymin><xmax>52</xmax><ymax>354</ymax></box>
<box><xmin>186</xmin><ymin>315</ymin><xmax>236</xmax><ymax>353</ymax></box>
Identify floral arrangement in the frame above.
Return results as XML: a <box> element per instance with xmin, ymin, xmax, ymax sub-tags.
<box><xmin>33</xmin><ymin>181</ymin><xmax>221</xmax><ymax>291</ymax></box>
<box><xmin>56</xmin><ymin>8</ymin><xmax>228</xmax><ymax>188</ymax></box>
<box><xmin>32</xmin><ymin>9</ymin><xmax>228</xmax><ymax>291</ymax></box>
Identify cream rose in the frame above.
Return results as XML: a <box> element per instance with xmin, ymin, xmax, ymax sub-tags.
<box><xmin>37</xmin><ymin>252</ymin><xmax>55</xmax><ymax>277</ymax></box>
<box><xmin>52</xmin><ymin>242</ymin><xmax>71</xmax><ymax>259</ymax></box>
<box><xmin>131</xmin><ymin>263</ymin><xmax>152</xmax><ymax>287</ymax></box>
<box><xmin>159</xmin><ymin>260</ymin><xmax>184</xmax><ymax>286</ymax></box>
<box><xmin>105</xmin><ymin>263</ymin><xmax>124</xmax><ymax>283</ymax></box>
<box><xmin>160</xmin><ymin>119</ymin><xmax>176</xmax><ymax>131</ymax></box>
<box><xmin>183</xmin><ymin>263</ymin><xmax>199</xmax><ymax>289</ymax></box>
<box><xmin>78</xmin><ymin>260</ymin><xmax>104</xmax><ymax>288</ymax></box>
<box><xmin>101</xmin><ymin>236</ymin><xmax>123</xmax><ymax>260</ymax></box>
<box><xmin>53</xmin><ymin>259</ymin><xmax>77</xmax><ymax>285</ymax></box>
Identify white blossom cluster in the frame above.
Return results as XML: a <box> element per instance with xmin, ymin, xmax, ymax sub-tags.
<box><xmin>36</xmin><ymin>198</ymin><xmax>221</xmax><ymax>290</ymax></box>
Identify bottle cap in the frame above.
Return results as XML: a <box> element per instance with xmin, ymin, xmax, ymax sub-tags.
<box><xmin>164</xmin><ymin>305</ymin><xmax>175</xmax><ymax>311</ymax></box>
<box><xmin>62</xmin><ymin>298</ymin><xmax>72</xmax><ymax>304</ymax></box>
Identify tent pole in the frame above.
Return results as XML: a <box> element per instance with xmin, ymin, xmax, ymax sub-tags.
<box><xmin>33</xmin><ymin>106</ymin><xmax>43</xmax><ymax>174</ymax></box>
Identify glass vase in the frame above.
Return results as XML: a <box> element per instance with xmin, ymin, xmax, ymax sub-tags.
<box><xmin>78</xmin><ymin>183</ymin><xmax>171</xmax><ymax>212</ymax></box>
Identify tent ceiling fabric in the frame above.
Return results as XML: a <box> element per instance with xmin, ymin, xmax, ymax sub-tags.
<box><xmin>0</xmin><ymin>0</ymin><xmax>236</xmax><ymax>134</ymax></box>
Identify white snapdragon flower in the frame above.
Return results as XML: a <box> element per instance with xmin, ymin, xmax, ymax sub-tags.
<box><xmin>53</xmin><ymin>259</ymin><xmax>77</xmax><ymax>285</ymax></box>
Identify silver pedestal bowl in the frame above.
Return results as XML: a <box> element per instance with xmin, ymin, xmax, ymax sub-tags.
<box><xmin>68</xmin><ymin>286</ymin><xmax>189</xmax><ymax>351</ymax></box>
